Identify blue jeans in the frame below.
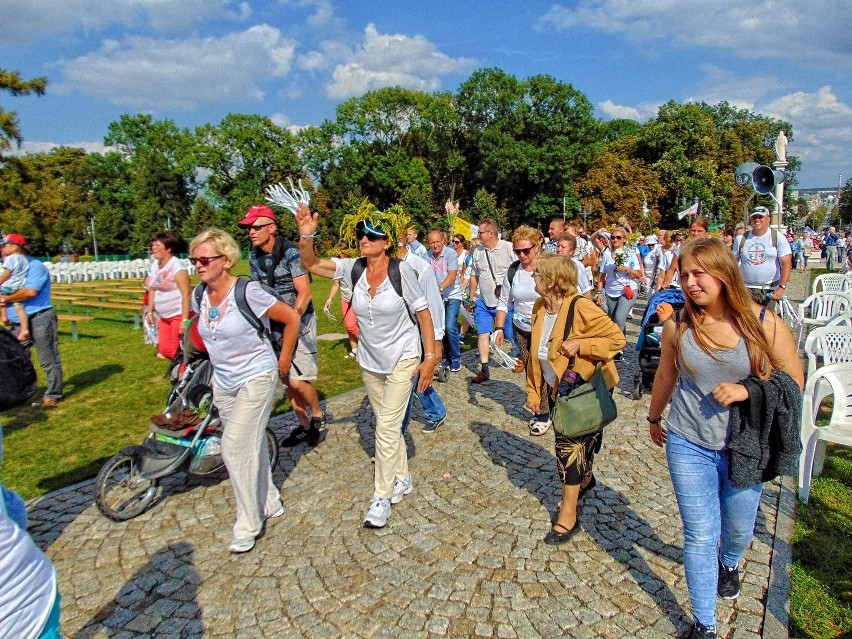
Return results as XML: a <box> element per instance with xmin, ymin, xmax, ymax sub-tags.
<box><xmin>442</xmin><ymin>298</ymin><xmax>461</xmax><ymax>368</ymax></box>
<box><xmin>401</xmin><ymin>371</ymin><xmax>446</xmax><ymax>432</ymax></box>
<box><xmin>666</xmin><ymin>430</ymin><xmax>763</xmax><ymax>628</ymax></box>
<box><xmin>604</xmin><ymin>293</ymin><xmax>636</xmax><ymax>335</ymax></box>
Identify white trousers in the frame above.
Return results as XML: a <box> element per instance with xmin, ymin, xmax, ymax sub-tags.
<box><xmin>361</xmin><ymin>358</ymin><xmax>418</xmax><ymax>500</ymax></box>
<box><xmin>214</xmin><ymin>369</ymin><xmax>282</xmax><ymax>541</ymax></box>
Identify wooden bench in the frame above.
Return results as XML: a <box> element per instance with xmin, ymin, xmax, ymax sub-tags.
<box><xmin>56</xmin><ymin>314</ymin><xmax>94</xmax><ymax>341</ymax></box>
<box><xmin>77</xmin><ymin>301</ymin><xmax>143</xmax><ymax>330</ymax></box>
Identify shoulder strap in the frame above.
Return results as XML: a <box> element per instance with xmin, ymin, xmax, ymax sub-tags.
<box><xmin>483</xmin><ymin>248</ymin><xmax>497</xmax><ymax>283</ymax></box>
<box><xmin>507</xmin><ymin>260</ymin><xmax>521</xmax><ymax>287</ymax></box>
<box><xmin>193</xmin><ymin>282</ymin><xmax>206</xmax><ymax>308</ymax></box>
<box><xmin>350</xmin><ymin>257</ymin><xmax>367</xmax><ymax>290</ymax></box>
<box><xmin>388</xmin><ymin>257</ymin><xmax>404</xmax><ymax>298</ymax></box>
<box><xmin>561</xmin><ymin>295</ymin><xmax>583</xmax><ymax>342</ymax></box>
<box><xmin>233</xmin><ymin>277</ymin><xmax>266</xmax><ymax>340</ymax></box>
<box><xmin>771</xmin><ymin>228</ymin><xmax>777</xmax><ymax>249</ymax></box>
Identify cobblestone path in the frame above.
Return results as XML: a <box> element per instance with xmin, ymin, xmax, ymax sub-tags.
<box><xmin>29</xmin><ymin>270</ymin><xmax>810</xmax><ymax>638</ymax></box>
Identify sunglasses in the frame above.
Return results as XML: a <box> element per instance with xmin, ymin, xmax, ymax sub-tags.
<box><xmin>189</xmin><ymin>255</ymin><xmax>225</xmax><ymax>267</ymax></box>
<box><xmin>611</xmin><ymin>235</ymin><xmax>625</xmax><ymax>240</ymax></box>
<box><xmin>248</xmin><ymin>223</ymin><xmax>273</xmax><ymax>231</ymax></box>
<box><xmin>514</xmin><ymin>246</ymin><xmax>533</xmax><ymax>256</ymax></box>
<box><xmin>356</xmin><ymin>229</ymin><xmax>387</xmax><ymax>242</ymax></box>
<box><xmin>452</xmin><ymin>239</ymin><xmax>462</xmax><ymax>244</ymax></box>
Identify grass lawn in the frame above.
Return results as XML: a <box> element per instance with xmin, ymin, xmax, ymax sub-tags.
<box><xmin>789</xmin><ymin>267</ymin><xmax>852</xmax><ymax>639</ymax></box>
<box><xmin>0</xmin><ymin>267</ymin><xmax>363</xmax><ymax>500</ymax></box>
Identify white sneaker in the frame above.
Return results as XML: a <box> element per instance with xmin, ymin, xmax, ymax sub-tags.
<box><xmin>265</xmin><ymin>503</ymin><xmax>285</xmax><ymax>520</ymax></box>
<box><xmin>391</xmin><ymin>475</ymin><xmax>413</xmax><ymax>504</ymax></box>
<box><xmin>228</xmin><ymin>537</ymin><xmax>255</xmax><ymax>554</ymax></box>
<box><xmin>363</xmin><ymin>497</ymin><xmax>391</xmax><ymax>528</ymax></box>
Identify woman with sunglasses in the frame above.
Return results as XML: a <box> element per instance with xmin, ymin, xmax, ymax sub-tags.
<box><xmin>189</xmin><ymin>229</ymin><xmax>301</xmax><ymax>554</ymax></box>
<box><xmin>145</xmin><ymin>231</ymin><xmax>191</xmax><ymax>360</ymax></box>
<box><xmin>526</xmin><ymin>254</ymin><xmax>624</xmax><ymax>544</ymax></box>
<box><xmin>596</xmin><ymin>227</ymin><xmax>642</xmax><ymax>343</ymax></box>
<box><xmin>295</xmin><ymin>207</ymin><xmax>437</xmax><ymax>529</ymax></box>
<box><xmin>493</xmin><ymin>226</ymin><xmax>544</xmax><ymax>410</ymax></box>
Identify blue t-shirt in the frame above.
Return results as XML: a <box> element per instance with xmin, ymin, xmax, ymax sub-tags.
<box><xmin>6</xmin><ymin>258</ymin><xmax>51</xmax><ymax>323</ymax></box>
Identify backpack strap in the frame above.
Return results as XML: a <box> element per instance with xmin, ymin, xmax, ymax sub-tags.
<box><xmin>559</xmin><ymin>295</ymin><xmax>583</xmax><ymax>369</ymax></box>
<box><xmin>350</xmin><ymin>257</ymin><xmax>413</xmax><ymax>323</ymax></box>
<box><xmin>506</xmin><ymin>260</ymin><xmax>521</xmax><ymax>288</ymax></box>
<box><xmin>194</xmin><ymin>279</ymin><xmax>270</xmax><ymax>343</ymax></box>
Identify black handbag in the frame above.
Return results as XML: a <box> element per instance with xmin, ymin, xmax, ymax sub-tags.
<box><xmin>550</xmin><ymin>296</ymin><xmax>617</xmax><ymax>438</ymax></box>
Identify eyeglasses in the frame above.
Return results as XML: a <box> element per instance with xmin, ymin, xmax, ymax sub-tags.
<box><xmin>513</xmin><ymin>246</ymin><xmax>533</xmax><ymax>256</ymax></box>
<box><xmin>611</xmin><ymin>235</ymin><xmax>625</xmax><ymax>240</ymax></box>
<box><xmin>248</xmin><ymin>223</ymin><xmax>273</xmax><ymax>231</ymax></box>
<box><xmin>452</xmin><ymin>239</ymin><xmax>461</xmax><ymax>244</ymax></box>
<box><xmin>189</xmin><ymin>255</ymin><xmax>225</xmax><ymax>267</ymax></box>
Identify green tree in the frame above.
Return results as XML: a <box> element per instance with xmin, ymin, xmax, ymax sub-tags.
<box><xmin>838</xmin><ymin>178</ymin><xmax>852</xmax><ymax>228</ymax></box>
<box><xmin>0</xmin><ymin>69</ymin><xmax>47</xmax><ymax>156</ymax></box>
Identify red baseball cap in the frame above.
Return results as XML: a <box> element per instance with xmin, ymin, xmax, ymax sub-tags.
<box><xmin>237</xmin><ymin>205</ymin><xmax>276</xmax><ymax>228</ymax></box>
<box><xmin>1</xmin><ymin>233</ymin><xmax>26</xmax><ymax>247</ymax></box>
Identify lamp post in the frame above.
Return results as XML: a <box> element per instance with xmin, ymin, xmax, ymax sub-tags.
<box><xmin>90</xmin><ymin>218</ymin><xmax>99</xmax><ymax>261</ymax></box>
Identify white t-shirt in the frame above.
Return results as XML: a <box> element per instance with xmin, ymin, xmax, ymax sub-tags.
<box><xmin>402</xmin><ymin>251</ymin><xmax>445</xmax><ymax>340</ymax></box>
<box><xmin>146</xmin><ymin>256</ymin><xmax>187</xmax><ymax>319</ymax></box>
<box><xmin>0</xmin><ymin>254</ymin><xmax>28</xmax><ymax>291</ymax></box>
<box><xmin>538</xmin><ymin>311</ymin><xmax>559</xmax><ymax>386</ymax></box>
<box><xmin>193</xmin><ymin>281</ymin><xmax>278</xmax><ymax>392</ymax></box>
<box><xmin>643</xmin><ymin>245</ymin><xmax>662</xmax><ymax>286</ymax></box>
<box><xmin>0</xmin><ymin>485</ymin><xmax>56</xmax><ymax>639</ymax></box>
<box><xmin>573</xmin><ymin>258</ymin><xmax>592</xmax><ymax>295</ymax></box>
<box><xmin>734</xmin><ymin>230</ymin><xmax>792</xmax><ymax>287</ymax></box>
<box><xmin>332</xmin><ymin>258</ymin><xmax>428</xmax><ymax>374</ymax></box>
<box><xmin>429</xmin><ymin>246</ymin><xmax>462</xmax><ymax>300</ymax></box>
<box><xmin>600</xmin><ymin>248</ymin><xmax>642</xmax><ymax>297</ymax></box>
<box><xmin>497</xmin><ymin>266</ymin><xmax>539</xmax><ymax>331</ymax></box>
<box><xmin>659</xmin><ymin>249</ymin><xmax>679</xmax><ymax>288</ymax></box>
<box><xmin>469</xmin><ymin>240</ymin><xmax>515</xmax><ymax>307</ymax></box>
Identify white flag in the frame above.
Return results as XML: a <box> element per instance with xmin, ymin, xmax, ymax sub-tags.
<box><xmin>677</xmin><ymin>202</ymin><xmax>699</xmax><ymax>220</ymax></box>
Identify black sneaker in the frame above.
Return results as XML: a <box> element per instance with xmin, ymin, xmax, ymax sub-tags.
<box><xmin>422</xmin><ymin>415</ymin><xmax>445</xmax><ymax>433</ymax></box>
<box><xmin>613</xmin><ymin>350</ymin><xmax>624</xmax><ymax>362</ymax></box>
<box><xmin>717</xmin><ymin>559</ymin><xmax>740</xmax><ymax>599</ymax></box>
<box><xmin>281</xmin><ymin>424</ymin><xmax>321</xmax><ymax>448</ymax></box>
<box><xmin>678</xmin><ymin>621</ymin><xmax>717</xmax><ymax>639</ymax></box>
<box><xmin>310</xmin><ymin>414</ymin><xmax>327</xmax><ymax>431</ymax></box>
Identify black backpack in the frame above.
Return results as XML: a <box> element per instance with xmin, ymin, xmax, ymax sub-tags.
<box><xmin>0</xmin><ymin>327</ymin><xmax>37</xmax><ymax>411</ymax></box>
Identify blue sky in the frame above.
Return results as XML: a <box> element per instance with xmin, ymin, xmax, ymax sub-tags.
<box><xmin>2</xmin><ymin>0</ymin><xmax>850</xmax><ymax>189</ymax></box>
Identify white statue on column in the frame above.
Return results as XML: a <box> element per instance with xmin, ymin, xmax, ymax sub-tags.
<box><xmin>774</xmin><ymin>130</ymin><xmax>788</xmax><ymax>163</ymax></box>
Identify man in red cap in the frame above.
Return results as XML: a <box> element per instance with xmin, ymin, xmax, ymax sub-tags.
<box><xmin>238</xmin><ymin>205</ymin><xmax>325</xmax><ymax>446</ymax></box>
<box><xmin>0</xmin><ymin>234</ymin><xmax>64</xmax><ymax>406</ymax></box>
<box><xmin>0</xmin><ymin>234</ymin><xmax>31</xmax><ymax>344</ymax></box>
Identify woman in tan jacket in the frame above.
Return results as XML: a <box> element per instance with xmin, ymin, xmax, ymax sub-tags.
<box><xmin>526</xmin><ymin>254</ymin><xmax>625</xmax><ymax>544</ymax></box>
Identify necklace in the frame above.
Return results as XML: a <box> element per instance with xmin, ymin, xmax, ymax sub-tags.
<box><xmin>205</xmin><ymin>279</ymin><xmax>237</xmax><ymax>334</ymax></box>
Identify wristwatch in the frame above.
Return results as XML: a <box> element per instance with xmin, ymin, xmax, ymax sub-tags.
<box><xmin>778</xmin><ymin>284</ymin><xmax>787</xmax><ymax>289</ymax></box>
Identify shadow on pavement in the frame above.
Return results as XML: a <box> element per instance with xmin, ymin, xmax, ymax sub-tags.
<box><xmin>72</xmin><ymin>541</ymin><xmax>203</xmax><ymax>638</ymax></box>
<box><xmin>470</xmin><ymin>420</ymin><xmax>689</xmax><ymax>630</ymax></box>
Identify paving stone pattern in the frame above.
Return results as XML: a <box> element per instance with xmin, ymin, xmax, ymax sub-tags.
<box><xmin>28</xmin><ymin>271</ymin><xmax>810</xmax><ymax>639</ymax></box>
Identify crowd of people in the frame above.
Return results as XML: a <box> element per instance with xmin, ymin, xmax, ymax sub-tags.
<box><xmin>0</xmin><ymin>202</ymin><xmax>811</xmax><ymax>639</ymax></box>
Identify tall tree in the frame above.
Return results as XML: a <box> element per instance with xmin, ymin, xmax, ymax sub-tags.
<box><xmin>0</xmin><ymin>69</ymin><xmax>47</xmax><ymax>156</ymax></box>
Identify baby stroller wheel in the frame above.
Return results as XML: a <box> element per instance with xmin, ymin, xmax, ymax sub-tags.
<box><xmin>265</xmin><ymin>427</ymin><xmax>280</xmax><ymax>471</ymax></box>
<box><xmin>95</xmin><ymin>453</ymin><xmax>159</xmax><ymax>521</ymax></box>
<box><xmin>435</xmin><ymin>363</ymin><xmax>450</xmax><ymax>383</ymax></box>
<box><xmin>633</xmin><ymin>372</ymin><xmax>643</xmax><ymax>398</ymax></box>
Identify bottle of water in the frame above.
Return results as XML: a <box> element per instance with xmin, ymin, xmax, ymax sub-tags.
<box><xmin>203</xmin><ymin>436</ymin><xmax>221</xmax><ymax>457</ymax></box>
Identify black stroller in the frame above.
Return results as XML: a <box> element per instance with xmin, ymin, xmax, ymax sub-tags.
<box><xmin>633</xmin><ymin>288</ymin><xmax>685</xmax><ymax>398</ymax></box>
<box><xmin>94</xmin><ymin>331</ymin><xmax>280</xmax><ymax>521</ymax></box>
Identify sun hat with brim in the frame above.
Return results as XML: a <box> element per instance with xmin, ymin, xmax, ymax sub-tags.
<box><xmin>645</xmin><ymin>234</ymin><xmax>658</xmax><ymax>245</ymax></box>
<box><xmin>1</xmin><ymin>233</ymin><xmax>26</xmax><ymax>247</ymax></box>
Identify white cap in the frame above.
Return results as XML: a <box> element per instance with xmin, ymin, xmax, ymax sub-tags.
<box><xmin>645</xmin><ymin>234</ymin><xmax>658</xmax><ymax>245</ymax></box>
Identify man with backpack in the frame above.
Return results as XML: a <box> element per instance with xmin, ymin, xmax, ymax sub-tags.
<box><xmin>733</xmin><ymin>206</ymin><xmax>792</xmax><ymax>307</ymax></box>
<box><xmin>239</xmin><ymin>205</ymin><xmax>325</xmax><ymax>447</ymax></box>
<box><xmin>0</xmin><ymin>236</ymin><xmax>63</xmax><ymax>407</ymax></box>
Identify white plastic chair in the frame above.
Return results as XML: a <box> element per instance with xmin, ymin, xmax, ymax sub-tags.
<box><xmin>798</xmin><ymin>292</ymin><xmax>852</xmax><ymax>344</ymax></box>
<box><xmin>799</xmin><ymin>363</ymin><xmax>852</xmax><ymax>502</ymax></box>
<box><xmin>812</xmin><ymin>273</ymin><xmax>849</xmax><ymax>296</ymax></box>
<box><xmin>827</xmin><ymin>314</ymin><xmax>852</xmax><ymax>327</ymax></box>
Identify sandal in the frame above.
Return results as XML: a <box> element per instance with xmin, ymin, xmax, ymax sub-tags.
<box><xmin>529</xmin><ymin>417</ymin><xmax>551</xmax><ymax>436</ymax></box>
<box><xmin>344</xmin><ymin>350</ymin><xmax>357</xmax><ymax>360</ymax></box>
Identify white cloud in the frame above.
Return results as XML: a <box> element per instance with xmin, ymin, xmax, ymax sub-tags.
<box><xmin>1</xmin><ymin>0</ymin><xmax>246</xmax><ymax>42</ymax></box>
<box><xmin>57</xmin><ymin>25</ymin><xmax>297</xmax><ymax>110</ymax></box>
<box><xmin>598</xmin><ymin>100</ymin><xmax>658</xmax><ymax>122</ymax></box>
<box><xmin>324</xmin><ymin>23</ymin><xmax>475</xmax><ymax>99</ymax></box>
<box><xmin>687</xmin><ymin>65</ymin><xmax>785</xmax><ymax>110</ymax></box>
<box><xmin>537</xmin><ymin>1</ymin><xmax>852</xmax><ymax>68</ymax></box>
<box><xmin>8</xmin><ymin>140</ymin><xmax>114</xmax><ymax>156</ymax></box>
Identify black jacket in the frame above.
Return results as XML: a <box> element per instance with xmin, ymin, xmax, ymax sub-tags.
<box><xmin>727</xmin><ymin>371</ymin><xmax>802</xmax><ymax>488</ymax></box>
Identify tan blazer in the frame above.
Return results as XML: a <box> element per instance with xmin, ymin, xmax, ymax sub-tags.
<box><xmin>526</xmin><ymin>295</ymin><xmax>626</xmax><ymax>408</ymax></box>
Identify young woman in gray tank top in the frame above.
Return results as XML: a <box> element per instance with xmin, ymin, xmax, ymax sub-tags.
<box><xmin>647</xmin><ymin>238</ymin><xmax>803</xmax><ymax>639</ymax></box>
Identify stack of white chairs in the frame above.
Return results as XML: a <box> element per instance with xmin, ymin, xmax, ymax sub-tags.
<box><xmin>797</xmin><ymin>291</ymin><xmax>852</xmax><ymax>345</ymax></box>
<box><xmin>799</xmin><ymin>363</ymin><xmax>852</xmax><ymax>503</ymax></box>
<box><xmin>811</xmin><ymin>273</ymin><xmax>850</xmax><ymax>296</ymax></box>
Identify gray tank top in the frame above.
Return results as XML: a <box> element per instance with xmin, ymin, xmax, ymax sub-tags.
<box><xmin>667</xmin><ymin>329</ymin><xmax>752</xmax><ymax>450</ymax></box>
